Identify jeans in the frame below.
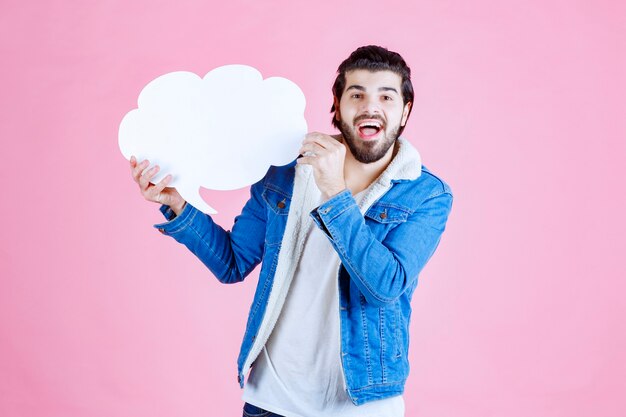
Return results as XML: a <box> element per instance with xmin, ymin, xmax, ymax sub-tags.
<box><xmin>242</xmin><ymin>402</ymin><xmax>284</xmax><ymax>417</ymax></box>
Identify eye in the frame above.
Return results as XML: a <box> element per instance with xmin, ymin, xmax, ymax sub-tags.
<box><xmin>351</xmin><ymin>93</ymin><xmax>362</xmax><ymax>99</ymax></box>
<box><xmin>382</xmin><ymin>95</ymin><xmax>393</xmax><ymax>101</ymax></box>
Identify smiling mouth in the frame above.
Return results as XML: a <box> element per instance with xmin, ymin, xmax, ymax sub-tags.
<box><xmin>357</xmin><ymin>120</ymin><xmax>384</xmax><ymax>139</ymax></box>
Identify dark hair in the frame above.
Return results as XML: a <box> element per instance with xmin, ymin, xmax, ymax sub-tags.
<box><xmin>331</xmin><ymin>45</ymin><xmax>414</xmax><ymax>135</ymax></box>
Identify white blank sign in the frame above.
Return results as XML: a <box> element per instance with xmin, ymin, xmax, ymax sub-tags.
<box><xmin>119</xmin><ymin>65</ymin><xmax>307</xmax><ymax>214</ymax></box>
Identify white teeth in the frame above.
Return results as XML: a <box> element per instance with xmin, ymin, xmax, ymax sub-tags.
<box><xmin>358</xmin><ymin>121</ymin><xmax>382</xmax><ymax>128</ymax></box>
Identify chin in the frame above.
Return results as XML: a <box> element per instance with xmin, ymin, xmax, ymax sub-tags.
<box><xmin>339</xmin><ymin>121</ymin><xmax>399</xmax><ymax>164</ymax></box>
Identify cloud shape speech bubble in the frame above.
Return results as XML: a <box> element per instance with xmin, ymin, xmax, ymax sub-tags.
<box><xmin>119</xmin><ymin>65</ymin><xmax>307</xmax><ymax>214</ymax></box>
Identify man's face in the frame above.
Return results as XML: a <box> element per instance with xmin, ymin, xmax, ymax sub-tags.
<box><xmin>335</xmin><ymin>69</ymin><xmax>411</xmax><ymax>164</ymax></box>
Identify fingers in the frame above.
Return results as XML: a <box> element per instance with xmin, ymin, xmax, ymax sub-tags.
<box><xmin>297</xmin><ymin>133</ymin><xmax>347</xmax><ymax>198</ymax></box>
<box><xmin>131</xmin><ymin>158</ymin><xmax>150</xmax><ymax>184</ymax></box>
<box><xmin>302</xmin><ymin>132</ymin><xmax>342</xmax><ymax>149</ymax></box>
<box><xmin>129</xmin><ymin>156</ymin><xmax>180</xmax><ymax>206</ymax></box>
<box><xmin>138</xmin><ymin>164</ymin><xmax>161</xmax><ymax>191</ymax></box>
<box><xmin>298</xmin><ymin>142</ymin><xmax>326</xmax><ymax>157</ymax></box>
<box><xmin>296</xmin><ymin>155</ymin><xmax>316</xmax><ymax>166</ymax></box>
<box><xmin>296</xmin><ymin>146</ymin><xmax>333</xmax><ymax>168</ymax></box>
<box><xmin>130</xmin><ymin>158</ymin><xmax>161</xmax><ymax>190</ymax></box>
<box><xmin>299</xmin><ymin>133</ymin><xmax>345</xmax><ymax>163</ymax></box>
<box><xmin>299</xmin><ymin>133</ymin><xmax>341</xmax><ymax>153</ymax></box>
<box><xmin>130</xmin><ymin>156</ymin><xmax>164</xmax><ymax>195</ymax></box>
<box><xmin>150</xmin><ymin>174</ymin><xmax>172</xmax><ymax>196</ymax></box>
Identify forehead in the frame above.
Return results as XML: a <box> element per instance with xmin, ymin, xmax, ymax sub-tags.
<box><xmin>343</xmin><ymin>69</ymin><xmax>402</xmax><ymax>92</ymax></box>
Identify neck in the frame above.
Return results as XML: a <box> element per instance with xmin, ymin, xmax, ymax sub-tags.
<box><xmin>336</xmin><ymin>135</ymin><xmax>397</xmax><ymax>195</ymax></box>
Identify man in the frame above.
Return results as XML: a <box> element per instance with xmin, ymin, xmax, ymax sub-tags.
<box><xmin>130</xmin><ymin>45</ymin><xmax>453</xmax><ymax>417</ymax></box>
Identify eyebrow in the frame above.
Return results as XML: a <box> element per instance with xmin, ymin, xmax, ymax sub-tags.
<box><xmin>346</xmin><ymin>85</ymin><xmax>399</xmax><ymax>94</ymax></box>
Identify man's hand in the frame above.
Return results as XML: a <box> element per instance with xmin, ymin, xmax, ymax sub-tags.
<box><xmin>297</xmin><ymin>133</ymin><xmax>347</xmax><ymax>200</ymax></box>
<box><xmin>130</xmin><ymin>156</ymin><xmax>187</xmax><ymax>215</ymax></box>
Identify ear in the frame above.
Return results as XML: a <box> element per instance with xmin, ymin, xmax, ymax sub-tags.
<box><xmin>401</xmin><ymin>101</ymin><xmax>412</xmax><ymax>126</ymax></box>
<box><xmin>333</xmin><ymin>96</ymin><xmax>341</xmax><ymax>121</ymax></box>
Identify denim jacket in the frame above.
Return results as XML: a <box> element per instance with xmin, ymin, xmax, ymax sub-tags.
<box><xmin>154</xmin><ymin>138</ymin><xmax>453</xmax><ymax>405</ymax></box>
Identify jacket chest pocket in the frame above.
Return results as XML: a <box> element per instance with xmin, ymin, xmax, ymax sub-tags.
<box><xmin>364</xmin><ymin>203</ymin><xmax>411</xmax><ymax>238</ymax></box>
<box><xmin>262</xmin><ymin>188</ymin><xmax>291</xmax><ymax>246</ymax></box>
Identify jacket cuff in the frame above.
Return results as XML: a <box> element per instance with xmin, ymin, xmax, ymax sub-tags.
<box><xmin>310</xmin><ymin>189</ymin><xmax>355</xmax><ymax>232</ymax></box>
<box><xmin>153</xmin><ymin>202</ymin><xmax>197</xmax><ymax>235</ymax></box>
<box><xmin>159</xmin><ymin>204</ymin><xmax>178</xmax><ymax>221</ymax></box>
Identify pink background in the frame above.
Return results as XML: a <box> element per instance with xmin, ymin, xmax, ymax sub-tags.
<box><xmin>1</xmin><ymin>1</ymin><xmax>624</xmax><ymax>416</ymax></box>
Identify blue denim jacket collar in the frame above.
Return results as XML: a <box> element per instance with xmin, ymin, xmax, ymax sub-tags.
<box><xmin>263</xmin><ymin>137</ymin><xmax>422</xmax><ymax>198</ymax></box>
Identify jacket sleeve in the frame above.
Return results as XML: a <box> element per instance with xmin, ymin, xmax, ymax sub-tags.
<box><xmin>153</xmin><ymin>178</ymin><xmax>267</xmax><ymax>284</ymax></box>
<box><xmin>310</xmin><ymin>188</ymin><xmax>453</xmax><ymax>306</ymax></box>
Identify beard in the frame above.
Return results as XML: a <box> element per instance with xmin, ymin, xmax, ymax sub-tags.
<box><xmin>337</xmin><ymin>115</ymin><xmax>401</xmax><ymax>164</ymax></box>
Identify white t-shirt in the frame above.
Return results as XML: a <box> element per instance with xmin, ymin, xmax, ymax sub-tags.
<box><xmin>242</xmin><ymin>194</ymin><xmax>404</xmax><ymax>417</ymax></box>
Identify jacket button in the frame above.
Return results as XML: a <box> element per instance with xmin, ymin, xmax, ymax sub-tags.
<box><xmin>237</xmin><ymin>374</ymin><xmax>242</xmax><ymax>383</ymax></box>
<box><xmin>277</xmin><ymin>201</ymin><xmax>286</xmax><ymax>209</ymax></box>
<box><xmin>379</xmin><ymin>212</ymin><xmax>387</xmax><ymax>219</ymax></box>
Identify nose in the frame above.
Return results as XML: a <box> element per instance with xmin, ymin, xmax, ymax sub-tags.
<box><xmin>360</xmin><ymin>96</ymin><xmax>381</xmax><ymax>115</ymax></box>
